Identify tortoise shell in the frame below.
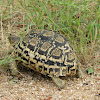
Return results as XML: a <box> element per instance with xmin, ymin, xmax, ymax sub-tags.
<box><xmin>14</xmin><ymin>29</ymin><xmax>79</xmax><ymax>77</ymax></box>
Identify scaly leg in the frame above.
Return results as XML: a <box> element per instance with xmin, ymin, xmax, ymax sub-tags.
<box><xmin>9</xmin><ymin>60</ymin><xmax>18</xmax><ymax>76</ymax></box>
<box><xmin>76</xmin><ymin>65</ymin><xmax>84</xmax><ymax>78</ymax></box>
<box><xmin>52</xmin><ymin>77</ymin><xmax>65</xmax><ymax>90</ymax></box>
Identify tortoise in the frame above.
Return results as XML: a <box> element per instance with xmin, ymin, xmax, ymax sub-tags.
<box><xmin>9</xmin><ymin>29</ymin><xmax>83</xmax><ymax>89</ymax></box>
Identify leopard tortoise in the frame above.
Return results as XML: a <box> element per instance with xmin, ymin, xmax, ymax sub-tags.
<box><xmin>9</xmin><ymin>29</ymin><xmax>82</xmax><ymax>89</ymax></box>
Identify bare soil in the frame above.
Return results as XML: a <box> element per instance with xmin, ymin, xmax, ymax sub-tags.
<box><xmin>0</xmin><ymin>67</ymin><xmax>100</xmax><ymax>100</ymax></box>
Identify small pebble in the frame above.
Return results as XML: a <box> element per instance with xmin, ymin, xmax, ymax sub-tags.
<box><xmin>76</xmin><ymin>87</ymin><xmax>79</xmax><ymax>89</ymax></box>
<box><xmin>83</xmin><ymin>83</ymin><xmax>88</xmax><ymax>85</ymax></box>
<box><xmin>95</xmin><ymin>93</ymin><xmax>100</xmax><ymax>96</ymax></box>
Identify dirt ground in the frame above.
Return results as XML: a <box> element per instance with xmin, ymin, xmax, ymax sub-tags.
<box><xmin>0</xmin><ymin>32</ymin><xmax>100</xmax><ymax>100</ymax></box>
<box><xmin>0</xmin><ymin>66</ymin><xmax>100</xmax><ymax>100</ymax></box>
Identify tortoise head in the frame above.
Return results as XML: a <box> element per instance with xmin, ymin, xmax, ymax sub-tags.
<box><xmin>8</xmin><ymin>35</ymin><xmax>20</xmax><ymax>46</ymax></box>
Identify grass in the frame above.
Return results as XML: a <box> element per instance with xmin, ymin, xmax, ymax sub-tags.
<box><xmin>0</xmin><ymin>0</ymin><xmax>100</xmax><ymax>68</ymax></box>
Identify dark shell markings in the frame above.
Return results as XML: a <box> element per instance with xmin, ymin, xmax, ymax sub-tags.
<box><xmin>10</xmin><ymin>29</ymin><xmax>81</xmax><ymax>89</ymax></box>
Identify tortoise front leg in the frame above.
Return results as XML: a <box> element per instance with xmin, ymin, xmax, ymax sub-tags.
<box><xmin>52</xmin><ymin>77</ymin><xmax>65</xmax><ymax>90</ymax></box>
<box><xmin>9</xmin><ymin>60</ymin><xmax>18</xmax><ymax>76</ymax></box>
